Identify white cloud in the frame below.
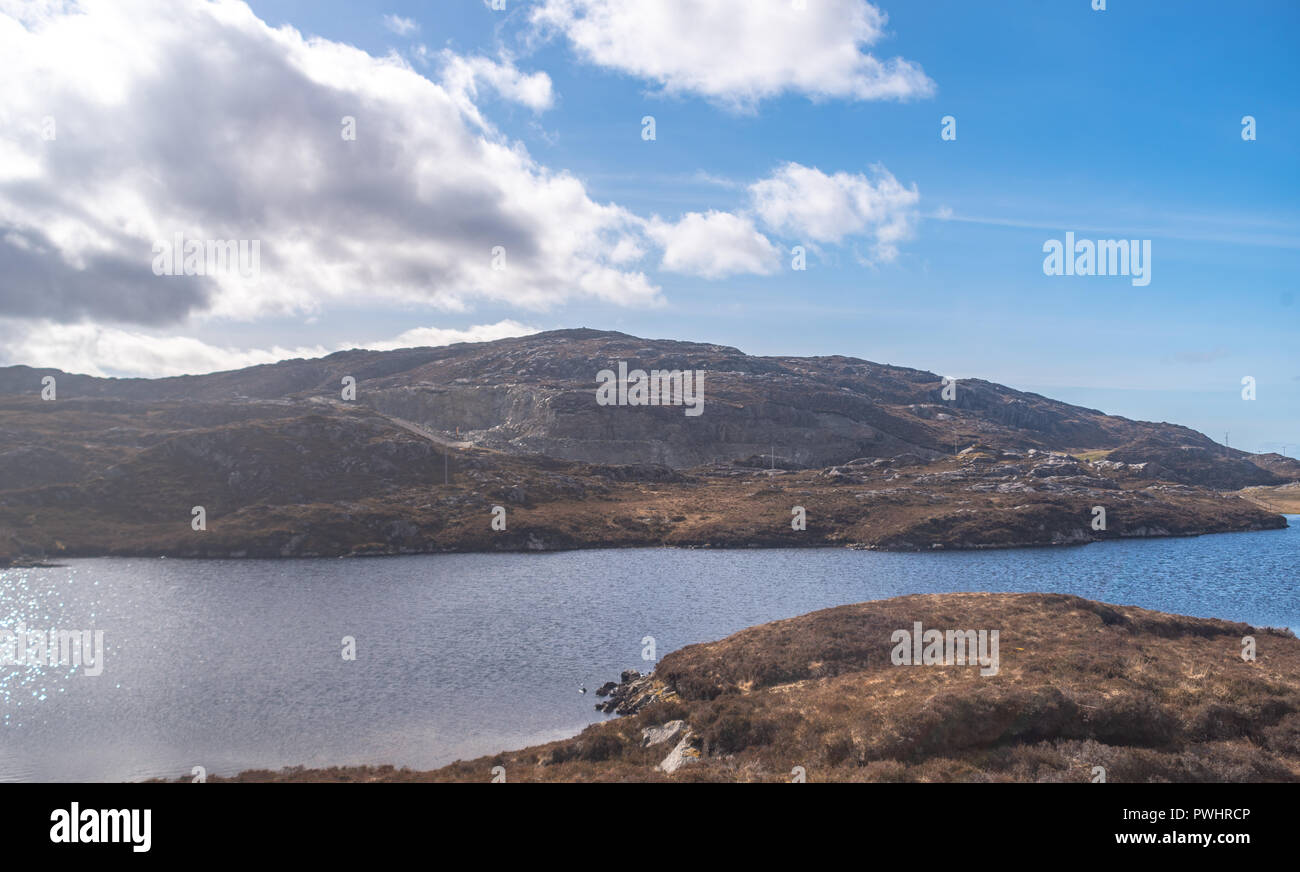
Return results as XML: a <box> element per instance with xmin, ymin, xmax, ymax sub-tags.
<box><xmin>0</xmin><ymin>0</ymin><xmax>658</xmax><ymax>328</ymax></box>
<box><xmin>750</xmin><ymin>162</ymin><xmax>920</xmax><ymax>261</ymax></box>
<box><xmin>439</xmin><ymin>50</ymin><xmax>555</xmax><ymax>113</ymax></box>
<box><xmin>690</xmin><ymin>171</ymin><xmax>744</xmax><ymax>191</ymax></box>
<box><xmin>1</xmin><ymin>318</ymin><xmax>540</xmax><ymax>377</ymax></box>
<box><xmin>529</xmin><ymin>0</ymin><xmax>934</xmax><ymax>110</ymax></box>
<box><xmin>0</xmin><ymin>0</ymin><xmax>927</xmax><ymax>376</ymax></box>
<box><xmin>3</xmin><ymin>322</ymin><xmax>329</xmax><ymax>377</ymax></box>
<box><xmin>647</xmin><ymin>211</ymin><xmax>779</xmax><ymax>279</ymax></box>
<box><xmin>355</xmin><ymin>319</ymin><xmax>539</xmax><ymax>353</ymax></box>
<box><xmin>382</xmin><ymin>14</ymin><xmax>418</xmax><ymax>36</ymax></box>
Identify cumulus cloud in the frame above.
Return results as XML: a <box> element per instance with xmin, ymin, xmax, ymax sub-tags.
<box><xmin>529</xmin><ymin>0</ymin><xmax>934</xmax><ymax>109</ymax></box>
<box><xmin>643</xmin><ymin>161</ymin><xmax>923</xmax><ymax>275</ymax></box>
<box><xmin>750</xmin><ymin>162</ymin><xmax>920</xmax><ymax>261</ymax></box>
<box><xmin>647</xmin><ymin>211</ymin><xmax>779</xmax><ymax>279</ymax></box>
<box><xmin>0</xmin><ymin>0</ymin><xmax>926</xmax><ymax>376</ymax></box>
<box><xmin>0</xmin><ymin>0</ymin><xmax>657</xmax><ymax>330</ymax></box>
<box><xmin>0</xmin><ymin>318</ymin><xmax>539</xmax><ymax>377</ymax></box>
<box><xmin>439</xmin><ymin>50</ymin><xmax>555</xmax><ymax>113</ymax></box>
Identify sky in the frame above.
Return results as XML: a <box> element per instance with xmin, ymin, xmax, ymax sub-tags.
<box><xmin>1</xmin><ymin>0</ymin><xmax>1296</xmax><ymax>454</ymax></box>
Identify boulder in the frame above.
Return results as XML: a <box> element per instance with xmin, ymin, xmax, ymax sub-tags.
<box><xmin>641</xmin><ymin>720</ymin><xmax>686</xmax><ymax>748</ymax></box>
<box><xmin>657</xmin><ymin>733</ymin><xmax>701</xmax><ymax>774</ymax></box>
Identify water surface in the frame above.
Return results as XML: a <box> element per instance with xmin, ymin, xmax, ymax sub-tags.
<box><xmin>2</xmin><ymin>520</ymin><xmax>1295</xmax><ymax>782</ymax></box>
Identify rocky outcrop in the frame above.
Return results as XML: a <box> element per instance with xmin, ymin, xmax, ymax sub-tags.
<box><xmin>656</xmin><ymin>732</ymin><xmax>702</xmax><ymax>774</ymax></box>
<box><xmin>594</xmin><ymin>670</ymin><xmax>678</xmax><ymax>715</ymax></box>
<box><xmin>641</xmin><ymin>719</ymin><xmax>687</xmax><ymax>747</ymax></box>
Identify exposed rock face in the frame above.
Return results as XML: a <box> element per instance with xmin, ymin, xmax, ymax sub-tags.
<box><xmin>656</xmin><ymin>733</ymin><xmax>701</xmax><ymax>774</ymax></box>
<box><xmin>594</xmin><ymin>670</ymin><xmax>678</xmax><ymax>715</ymax></box>
<box><xmin>638</xmin><ymin>717</ymin><xmax>700</xmax><ymax>773</ymax></box>
<box><xmin>641</xmin><ymin>720</ymin><xmax>686</xmax><ymax>747</ymax></box>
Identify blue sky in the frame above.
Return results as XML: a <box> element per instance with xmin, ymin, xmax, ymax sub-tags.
<box><xmin>2</xmin><ymin>0</ymin><xmax>1297</xmax><ymax>454</ymax></box>
<box><xmin>247</xmin><ymin>0</ymin><xmax>1300</xmax><ymax>453</ymax></box>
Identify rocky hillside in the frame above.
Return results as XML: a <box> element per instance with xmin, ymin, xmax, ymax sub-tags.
<box><xmin>3</xmin><ymin>328</ymin><xmax>1295</xmax><ymax>482</ymax></box>
<box><xmin>194</xmin><ymin>593</ymin><xmax>1300</xmax><ymax>782</ymax></box>
<box><xmin>0</xmin><ymin>329</ymin><xmax>1292</xmax><ymax>562</ymax></box>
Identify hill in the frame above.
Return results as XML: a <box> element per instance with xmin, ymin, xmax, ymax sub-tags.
<box><xmin>0</xmin><ymin>329</ymin><xmax>1292</xmax><ymax>562</ymax></box>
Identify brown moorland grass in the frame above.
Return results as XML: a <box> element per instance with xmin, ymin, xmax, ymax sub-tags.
<box><xmin>1237</xmin><ymin>483</ymin><xmax>1300</xmax><ymax>514</ymax></box>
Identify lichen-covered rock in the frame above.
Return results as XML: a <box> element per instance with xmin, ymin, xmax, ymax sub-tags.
<box><xmin>657</xmin><ymin>733</ymin><xmax>701</xmax><ymax>774</ymax></box>
<box><xmin>594</xmin><ymin>670</ymin><xmax>678</xmax><ymax>715</ymax></box>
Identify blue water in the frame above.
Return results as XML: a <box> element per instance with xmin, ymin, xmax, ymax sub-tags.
<box><xmin>1</xmin><ymin>520</ymin><xmax>1295</xmax><ymax>782</ymax></box>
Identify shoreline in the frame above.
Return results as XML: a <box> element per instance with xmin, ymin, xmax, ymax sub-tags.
<box><xmin>2</xmin><ymin>514</ymin><xmax>1290</xmax><ymax>567</ymax></box>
